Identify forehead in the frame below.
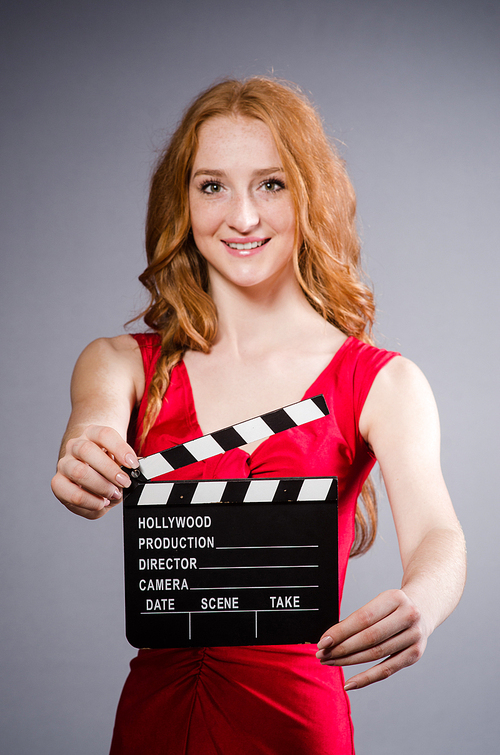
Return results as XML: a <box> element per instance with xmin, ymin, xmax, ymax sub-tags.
<box><xmin>192</xmin><ymin>115</ymin><xmax>280</xmax><ymax>169</ymax></box>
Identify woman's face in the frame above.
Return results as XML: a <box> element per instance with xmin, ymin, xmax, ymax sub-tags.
<box><xmin>188</xmin><ymin>115</ymin><xmax>296</xmax><ymax>293</ymax></box>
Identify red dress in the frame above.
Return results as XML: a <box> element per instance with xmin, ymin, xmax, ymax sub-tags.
<box><xmin>110</xmin><ymin>334</ymin><xmax>398</xmax><ymax>755</ymax></box>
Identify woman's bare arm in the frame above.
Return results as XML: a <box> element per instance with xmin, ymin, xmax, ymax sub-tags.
<box><xmin>51</xmin><ymin>335</ymin><xmax>144</xmax><ymax>520</ymax></box>
<box><xmin>316</xmin><ymin>357</ymin><xmax>466</xmax><ymax>689</ymax></box>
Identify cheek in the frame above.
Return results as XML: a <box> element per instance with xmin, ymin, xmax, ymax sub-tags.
<box><xmin>281</xmin><ymin>208</ymin><xmax>297</xmax><ymax>240</ymax></box>
<box><xmin>190</xmin><ymin>198</ymin><xmax>222</xmax><ymax>237</ymax></box>
<box><xmin>275</xmin><ymin>197</ymin><xmax>296</xmax><ymax>234</ymax></box>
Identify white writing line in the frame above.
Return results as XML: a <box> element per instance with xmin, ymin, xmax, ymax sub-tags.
<box><xmin>140</xmin><ymin>608</ymin><xmax>320</xmax><ymax>615</ymax></box>
<box><xmin>215</xmin><ymin>545</ymin><xmax>318</xmax><ymax>550</ymax></box>
<box><xmin>199</xmin><ymin>565</ymin><xmax>319</xmax><ymax>570</ymax></box>
<box><xmin>190</xmin><ymin>585</ymin><xmax>319</xmax><ymax>590</ymax></box>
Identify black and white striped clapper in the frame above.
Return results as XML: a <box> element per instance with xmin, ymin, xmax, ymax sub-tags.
<box><xmin>122</xmin><ymin>395</ymin><xmax>338</xmax><ymax>649</ymax></box>
<box><xmin>123</xmin><ymin>394</ymin><xmax>329</xmax><ymax>482</ymax></box>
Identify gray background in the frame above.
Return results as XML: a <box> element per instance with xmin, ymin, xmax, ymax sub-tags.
<box><xmin>1</xmin><ymin>0</ymin><xmax>498</xmax><ymax>752</ymax></box>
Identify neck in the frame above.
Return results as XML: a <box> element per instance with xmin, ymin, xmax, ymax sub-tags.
<box><xmin>209</xmin><ymin>266</ymin><xmax>324</xmax><ymax>358</ymax></box>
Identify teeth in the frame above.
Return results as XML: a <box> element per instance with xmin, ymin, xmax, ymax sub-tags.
<box><xmin>226</xmin><ymin>240</ymin><xmax>267</xmax><ymax>250</ymax></box>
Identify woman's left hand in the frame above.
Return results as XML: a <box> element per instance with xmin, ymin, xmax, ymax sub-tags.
<box><xmin>316</xmin><ymin>588</ymin><xmax>428</xmax><ymax>689</ymax></box>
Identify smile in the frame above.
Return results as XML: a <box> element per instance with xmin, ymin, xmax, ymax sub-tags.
<box><xmin>224</xmin><ymin>239</ymin><xmax>269</xmax><ymax>251</ymax></box>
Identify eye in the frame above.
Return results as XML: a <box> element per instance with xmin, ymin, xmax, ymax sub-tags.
<box><xmin>261</xmin><ymin>179</ymin><xmax>286</xmax><ymax>193</ymax></box>
<box><xmin>200</xmin><ymin>181</ymin><xmax>223</xmax><ymax>195</ymax></box>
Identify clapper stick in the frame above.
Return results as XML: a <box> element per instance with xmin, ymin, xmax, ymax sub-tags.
<box><xmin>122</xmin><ymin>394</ymin><xmax>329</xmax><ymax>484</ymax></box>
<box><xmin>132</xmin><ymin>476</ymin><xmax>337</xmax><ymax>507</ymax></box>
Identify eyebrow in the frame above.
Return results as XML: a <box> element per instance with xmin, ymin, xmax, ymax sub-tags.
<box><xmin>192</xmin><ymin>167</ymin><xmax>284</xmax><ymax>179</ymax></box>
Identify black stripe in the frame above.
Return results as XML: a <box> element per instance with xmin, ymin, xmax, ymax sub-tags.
<box><xmin>272</xmin><ymin>478</ymin><xmax>304</xmax><ymax>502</ymax></box>
<box><xmin>310</xmin><ymin>394</ymin><xmax>329</xmax><ymax>416</ymax></box>
<box><xmin>219</xmin><ymin>479</ymin><xmax>251</xmax><ymax>503</ymax></box>
<box><xmin>211</xmin><ymin>426</ymin><xmax>247</xmax><ymax>452</ymax></box>
<box><xmin>165</xmin><ymin>481</ymin><xmax>199</xmax><ymax>505</ymax></box>
<box><xmin>163</xmin><ymin>445</ymin><xmax>198</xmax><ymax>470</ymax></box>
<box><xmin>263</xmin><ymin>407</ymin><xmax>297</xmax><ymax>433</ymax></box>
<box><xmin>324</xmin><ymin>478</ymin><xmax>338</xmax><ymax>501</ymax></box>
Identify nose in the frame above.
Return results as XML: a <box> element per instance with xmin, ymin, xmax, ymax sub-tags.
<box><xmin>226</xmin><ymin>192</ymin><xmax>259</xmax><ymax>233</ymax></box>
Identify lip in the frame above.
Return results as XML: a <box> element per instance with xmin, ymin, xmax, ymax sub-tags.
<box><xmin>223</xmin><ymin>237</ymin><xmax>268</xmax><ymax>244</ymax></box>
<box><xmin>221</xmin><ymin>238</ymin><xmax>270</xmax><ymax>257</ymax></box>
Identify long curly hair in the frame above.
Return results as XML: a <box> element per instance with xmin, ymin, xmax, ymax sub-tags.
<box><xmin>135</xmin><ymin>77</ymin><xmax>377</xmax><ymax>556</ymax></box>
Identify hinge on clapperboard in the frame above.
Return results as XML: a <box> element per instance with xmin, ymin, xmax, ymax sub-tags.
<box><xmin>121</xmin><ymin>394</ymin><xmax>339</xmax><ymax>649</ymax></box>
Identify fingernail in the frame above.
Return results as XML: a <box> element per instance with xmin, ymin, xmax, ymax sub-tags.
<box><xmin>116</xmin><ymin>472</ymin><xmax>131</xmax><ymax>488</ymax></box>
<box><xmin>110</xmin><ymin>488</ymin><xmax>122</xmax><ymax>501</ymax></box>
<box><xmin>317</xmin><ymin>636</ymin><xmax>333</xmax><ymax>650</ymax></box>
<box><xmin>344</xmin><ymin>681</ymin><xmax>357</xmax><ymax>691</ymax></box>
<box><xmin>125</xmin><ymin>454</ymin><xmax>139</xmax><ymax>469</ymax></box>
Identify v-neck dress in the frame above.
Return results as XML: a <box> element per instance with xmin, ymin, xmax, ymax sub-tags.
<box><xmin>110</xmin><ymin>333</ymin><xmax>399</xmax><ymax>755</ymax></box>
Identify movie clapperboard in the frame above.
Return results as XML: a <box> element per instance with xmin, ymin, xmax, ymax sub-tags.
<box><xmin>122</xmin><ymin>394</ymin><xmax>338</xmax><ymax>648</ymax></box>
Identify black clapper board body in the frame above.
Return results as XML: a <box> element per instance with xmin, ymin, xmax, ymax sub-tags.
<box><xmin>122</xmin><ymin>395</ymin><xmax>339</xmax><ymax>648</ymax></box>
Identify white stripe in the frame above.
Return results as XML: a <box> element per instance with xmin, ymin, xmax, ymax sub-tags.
<box><xmin>285</xmin><ymin>398</ymin><xmax>326</xmax><ymax>426</ymax></box>
<box><xmin>183</xmin><ymin>434</ymin><xmax>225</xmax><ymax>461</ymax></box>
<box><xmin>190</xmin><ymin>480</ymin><xmax>228</xmax><ymax>504</ymax></box>
<box><xmin>297</xmin><ymin>478</ymin><xmax>334</xmax><ymax>501</ymax></box>
<box><xmin>139</xmin><ymin>454</ymin><xmax>174</xmax><ymax>479</ymax></box>
<box><xmin>234</xmin><ymin>416</ymin><xmax>272</xmax><ymax>443</ymax></box>
<box><xmin>137</xmin><ymin>482</ymin><xmax>175</xmax><ymax>505</ymax></box>
<box><xmin>244</xmin><ymin>479</ymin><xmax>280</xmax><ymax>502</ymax></box>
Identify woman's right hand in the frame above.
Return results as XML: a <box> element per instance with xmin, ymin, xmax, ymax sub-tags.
<box><xmin>51</xmin><ymin>424</ymin><xmax>140</xmax><ymax>520</ymax></box>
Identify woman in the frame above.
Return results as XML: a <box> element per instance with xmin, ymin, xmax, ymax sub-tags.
<box><xmin>51</xmin><ymin>78</ymin><xmax>466</xmax><ymax>754</ymax></box>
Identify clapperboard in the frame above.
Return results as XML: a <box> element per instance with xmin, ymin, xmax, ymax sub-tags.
<box><xmin>122</xmin><ymin>395</ymin><xmax>338</xmax><ymax>648</ymax></box>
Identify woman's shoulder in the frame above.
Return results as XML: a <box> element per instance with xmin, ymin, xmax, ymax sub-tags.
<box><xmin>336</xmin><ymin>336</ymin><xmax>401</xmax><ymax>381</ymax></box>
<box><xmin>76</xmin><ymin>333</ymin><xmax>137</xmax><ymax>357</ymax></box>
<box><xmin>361</xmin><ymin>352</ymin><xmax>432</xmax><ymax>402</ymax></box>
<box><xmin>78</xmin><ymin>334</ymin><xmax>144</xmax><ymax>364</ymax></box>
<box><xmin>70</xmin><ymin>335</ymin><xmax>146</xmax><ymax>408</ymax></box>
<box><xmin>343</xmin><ymin>338</ymin><xmax>426</xmax><ymax>393</ymax></box>
<box><xmin>358</xmin><ymin>351</ymin><xmax>437</xmax><ymax>446</ymax></box>
<box><xmin>82</xmin><ymin>333</ymin><xmax>161</xmax><ymax>369</ymax></box>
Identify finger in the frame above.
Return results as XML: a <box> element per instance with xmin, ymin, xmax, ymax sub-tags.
<box><xmin>84</xmin><ymin>425</ymin><xmax>139</xmax><ymax>469</ymax></box>
<box><xmin>317</xmin><ymin>590</ymin><xmax>403</xmax><ymax>649</ymax></box>
<box><xmin>65</xmin><ymin>439</ymin><xmax>130</xmax><ymax>491</ymax></box>
<box><xmin>317</xmin><ymin>601</ymin><xmax>420</xmax><ymax>662</ymax></box>
<box><xmin>58</xmin><ymin>455</ymin><xmax>124</xmax><ymax>501</ymax></box>
<box><xmin>66</xmin><ymin>496</ymin><xmax>122</xmax><ymax>520</ymax></box>
<box><xmin>64</xmin><ymin>502</ymin><xmax>109</xmax><ymax>520</ymax></box>
<box><xmin>318</xmin><ymin>624</ymin><xmax>422</xmax><ymax>666</ymax></box>
<box><xmin>343</xmin><ymin>641</ymin><xmax>427</xmax><ymax>690</ymax></box>
<box><xmin>51</xmin><ymin>472</ymin><xmax>119</xmax><ymax>518</ymax></box>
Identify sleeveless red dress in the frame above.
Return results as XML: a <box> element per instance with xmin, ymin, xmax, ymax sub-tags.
<box><xmin>110</xmin><ymin>334</ymin><xmax>399</xmax><ymax>755</ymax></box>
